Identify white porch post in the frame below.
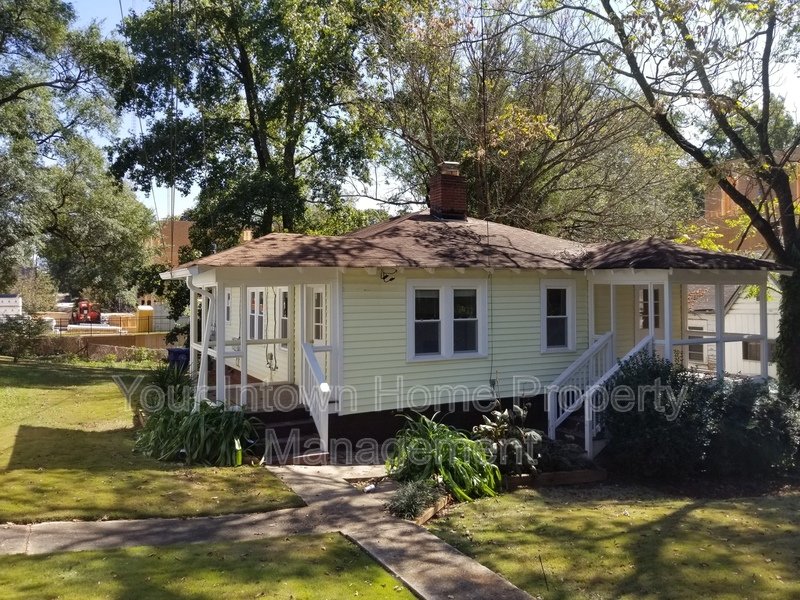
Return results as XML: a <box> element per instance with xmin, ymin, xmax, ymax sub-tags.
<box><xmin>196</xmin><ymin>291</ymin><xmax>215</xmax><ymax>406</ymax></box>
<box><xmin>188</xmin><ymin>284</ymin><xmax>197</xmax><ymax>375</ymax></box>
<box><xmin>215</xmin><ymin>284</ymin><xmax>227</xmax><ymax>405</ymax></box>
<box><xmin>609</xmin><ymin>284</ymin><xmax>616</xmax><ymax>335</ymax></box>
<box><xmin>588</xmin><ymin>280</ymin><xmax>595</xmax><ymax>342</ymax></box>
<box><xmin>239</xmin><ymin>284</ymin><xmax>249</xmax><ymax>406</ymax></box>
<box><xmin>647</xmin><ymin>282</ymin><xmax>655</xmax><ymax>356</ymax></box>
<box><xmin>715</xmin><ymin>283</ymin><xmax>725</xmax><ymax>378</ymax></box>
<box><xmin>663</xmin><ymin>278</ymin><xmax>672</xmax><ymax>362</ymax></box>
<box><xmin>759</xmin><ymin>279</ymin><xmax>769</xmax><ymax>379</ymax></box>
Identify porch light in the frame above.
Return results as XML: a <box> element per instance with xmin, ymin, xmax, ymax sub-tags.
<box><xmin>319</xmin><ymin>382</ymin><xmax>331</xmax><ymax>394</ymax></box>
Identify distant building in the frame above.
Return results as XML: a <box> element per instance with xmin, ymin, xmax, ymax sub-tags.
<box><xmin>686</xmin><ymin>157</ymin><xmax>797</xmax><ymax>377</ymax></box>
<box><xmin>0</xmin><ymin>294</ymin><xmax>23</xmax><ymax>320</ymax></box>
<box><xmin>149</xmin><ymin>219</ymin><xmax>194</xmax><ymax>267</ymax></box>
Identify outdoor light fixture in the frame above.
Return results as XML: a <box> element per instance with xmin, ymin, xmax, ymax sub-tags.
<box><xmin>379</xmin><ymin>268</ymin><xmax>397</xmax><ymax>283</ymax></box>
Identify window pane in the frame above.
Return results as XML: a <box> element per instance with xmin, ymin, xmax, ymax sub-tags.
<box><xmin>546</xmin><ymin>316</ymin><xmax>567</xmax><ymax>348</ymax></box>
<box><xmin>546</xmin><ymin>288</ymin><xmax>567</xmax><ymax>317</ymax></box>
<box><xmin>454</xmin><ymin>289</ymin><xmax>477</xmax><ymax>319</ymax></box>
<box><xmin>415</xmin><ymin>321</ymin><xmax>440</xmax><ymax>354</ymax></box>
<box><xmin>415</xmin><ymin>289</ymin><xmax>439</xmax><ymax>320</ymax></box>
<box><xmin>454</xmin><ymin>320</ymin><xmax>477</xmax><ymax>352</ymax></box>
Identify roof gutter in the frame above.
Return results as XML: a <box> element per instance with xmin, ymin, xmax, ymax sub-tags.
<box><xmin>159</xmin><ymin>266</ymin><xmax>196</xmax><ymax>280</ymax></box>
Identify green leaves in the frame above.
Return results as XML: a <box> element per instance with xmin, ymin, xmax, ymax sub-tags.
<box><xmin>386</xmin><ymin>412</ymin><xmax>500</xmax><ymax>502</ymax></box>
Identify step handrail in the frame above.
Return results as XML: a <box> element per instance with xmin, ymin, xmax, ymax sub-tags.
<box><xmin>300</xmin><ymin>341</ymin><xmax>330</xmax><ymax>452</ymax></box>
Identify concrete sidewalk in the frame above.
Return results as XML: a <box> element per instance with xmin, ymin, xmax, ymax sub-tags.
<box><xmin>0</xmin><ymin>464</ymin><xmax>532</xmax><ymax>600</ymax></box>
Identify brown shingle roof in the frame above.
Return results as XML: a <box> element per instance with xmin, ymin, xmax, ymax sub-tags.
<box><xmin>178</xmin><ymin>211</ymin><xmax>588</xmax><ymax>270</ymax></box>
<box><xmin>580</xmin><ymin>238</ymin><xmax>781</xmax><ymax>271</ymax></box>
<box><xmin>173</xmin><ymin>213</ymin><xmax>789</xmax><ymax>274</ymax></box>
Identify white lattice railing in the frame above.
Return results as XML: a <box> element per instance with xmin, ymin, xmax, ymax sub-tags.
<box><xmin>300</xmin><ymin>342</ymin><xmax>331</xmax><ymax>453</ymax></box>
<box><xmin>547</xmin><ymin>333</ymin><xmax>655</xmax><ymax>458</ymax></box>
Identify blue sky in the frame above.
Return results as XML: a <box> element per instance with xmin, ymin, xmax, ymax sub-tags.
<box><xmin>71</xmin><ymin>0</ymin><xmax>197</xmax><ymax>221</ymax></box>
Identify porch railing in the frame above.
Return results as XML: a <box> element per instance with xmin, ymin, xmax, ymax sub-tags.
<box><xmin>547</xmin><ymin>332</ymin><xmax>655</xmax><ymax>458</ymax></box>
<box><xmin>578</xmin><ymin>335</ymin><xmax>654</xmax><ymax>458</ymax></box>
<box><xmin>547</xmin><ymin>332</ymin><xmax>615</xmax><ymax>438</ymax></box>
<box><xmin>300</xmin><ymin>342</ymin><xmax>331</xmax><ymax>453</ymax></box>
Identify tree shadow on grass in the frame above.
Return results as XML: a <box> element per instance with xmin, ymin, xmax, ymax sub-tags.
<box><xmin>0</xmin><ymin>359</ymin><xmax>143</xmax><ymax>390</ymax></box>
<box><xmin>6</xmin><ymin>425</ymin><xmax>137</xmax><ymax>471</ymax></box>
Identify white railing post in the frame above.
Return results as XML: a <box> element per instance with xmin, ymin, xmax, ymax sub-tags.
<box><xmin>300</xmin><ymin>342</ymin><xmax>331</xmax><ymax>453</ymax></box>
<box><xmin>584</xmin><ymin>390</ymin><xmax>593</xmax><ymax>458</ymax></box>
<box><xmin>547</xmin><ymin>387</ymin><xmax>557</xmax><ymax>439</ymax></box>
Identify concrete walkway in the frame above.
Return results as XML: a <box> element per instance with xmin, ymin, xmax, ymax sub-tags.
<box><xmin>0</xmin><ymin>464</ymin><xmax>532</xmax><ymax>600</ymax></box>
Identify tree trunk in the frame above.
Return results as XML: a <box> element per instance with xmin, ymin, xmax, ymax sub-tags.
<box><xmin>776</xmin><ymin>266</ymin><xmax>800</xmax><ymax>396</ymax></box>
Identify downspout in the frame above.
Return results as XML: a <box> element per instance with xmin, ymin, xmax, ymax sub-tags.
<box><xmin>186</xmin><ymin>275</ymin><xmax>214</xmax><ymax>409</ymax></box>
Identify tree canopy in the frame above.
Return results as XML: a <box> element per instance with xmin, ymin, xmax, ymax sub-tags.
<box><xmin>111</xmin><ymin>0</ymin><xmax>381</xmax><ymax>239</ymax></box>
<box><xmin>0</xmin><ymin>0</ymin><xmax>152</xmax><ymax>305</ymax></box>
<box><xmin>365</xmin><ymin>1</ymin><xmax>703</xmax><ymax>241</ymax></box>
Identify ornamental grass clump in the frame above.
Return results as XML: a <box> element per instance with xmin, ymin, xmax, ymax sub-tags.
<box><xmin>386</xmin><ymin>412</ymin><xmax>500</xmax><ymax>501</ymax></box>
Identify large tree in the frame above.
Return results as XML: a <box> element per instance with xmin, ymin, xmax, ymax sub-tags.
<box><xmin>111</xmin><ymin>0</ymin><xmax>380</xmax><ymax>240</ymax></box>
<box><xmin>0</xmin><ymin>0</ymin><xmax>130</xmax><ymax>289</ymax></box>
<box><xmin>533</xmin><ymin>0</ymin><xmax>800</xmax><ymax>388</ymax></box>
<box><xmin>366</xmin><ymin>1</ymin><xmax>702</xmax><ymax>241</ymax></box>
<box><xmin>34</xmin><ymin>139</ymin><xmax>155</xmax><ymax>308</ymax></box>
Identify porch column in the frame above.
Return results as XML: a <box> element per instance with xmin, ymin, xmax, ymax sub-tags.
<box><xmin>588</xmin><ymin>280</ymin><xmax>595</xmax><ymax>342</ymax></box>
<box><xmin>239</xmin><ymin>283</ymin><xmax>249</xmax><ymax>406</ymax></box>
<box><xmin>663</xmin><ymin>278</ymin><xmax>672</xmax><ymax>362</ymax></box>
<box><xmin>196</xmin><ymin>291</ymin><xmax>215</xmax><ymax>406</ymax></box>
<box><xmin>188</xmin><ymin>284</ymin><xmax>197</xmax><ymax>375</ymax></box>
<box><xmin>215</xmin><ymin>284</ymin><xmax>227</xmax><ymax>405</ymax></box>
<box><xmin>715</xmin><ymin>283</ymin><xmax>725</xmax><ymax>378</ymax></box>
<box><xmin>759</xmin><ymin>280</ymin><xmax>769</xmax><ymax>379</ymax></box>
<box><xmin>609</xmin><ymin>284</ymin><xmax>616</xmax><ymax>335</ymax></box>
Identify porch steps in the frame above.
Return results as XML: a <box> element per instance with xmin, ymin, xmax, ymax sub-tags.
<box><xmin>247</xmin><ymin>407</ymin><xmax>328</xmax><ymax>465</ymax></box>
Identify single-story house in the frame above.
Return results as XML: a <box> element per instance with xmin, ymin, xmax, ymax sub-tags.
<box><xmin>161</xmin><ymin>163</ymin><xmax>787</xmax><ymax>460</ymax></box>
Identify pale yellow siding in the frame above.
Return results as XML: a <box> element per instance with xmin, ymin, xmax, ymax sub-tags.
<box><xmin>592</xmin><ymin>283</ymin><xmax>685</xmax><ymax>360</ymax></box>
<box><xmin>340</xmin><ymin>269</ymin><xmax>589</xmax><ymax>415</ymax></box>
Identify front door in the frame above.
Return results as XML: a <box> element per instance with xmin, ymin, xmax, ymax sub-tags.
<box><xmin>634</xmin><ymin>285</ymin><xmax>664</xmax><ymax>344</ymax></box>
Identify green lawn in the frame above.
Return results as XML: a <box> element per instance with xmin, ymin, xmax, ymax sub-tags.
<box><xmin>0</xmin><ymin>534</ymin><xmax>414</xmax><ymax>599</ymax></box>
<box><xmin>0</xmin><ymin>358</ymin><xmax>303</xmax><ymax>523</ymax></box>
<box><xmin>429</xmin><ymin>484</ymin><xmax>800</xmax><ymax>600</ymax></box>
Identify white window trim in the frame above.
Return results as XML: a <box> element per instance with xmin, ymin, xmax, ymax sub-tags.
<box><xmin>540</xmin><ymin>279</ymin><xmax>577</xmax><ymax>353</ymax></box>
<box><xmin>278</xmin><ymin>288</ymin><xmax>290</xmax><ymax>351</ymax></box>
<box><xmin>406</xmin><ymin>279</ymin><xmax>488</xmax><ymax>362</ymax></box>
<box><xmin>248</xmin><ymin>289</ymin><xmax>266</xmax><ymax>341</ymax></box>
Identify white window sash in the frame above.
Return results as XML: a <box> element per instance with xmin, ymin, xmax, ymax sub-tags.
<box><xmin>407</xmin><ymin>280</ymin><xmax>488</xmax><ymax>361</ymax></box>
<box><xmin>540</xmin><ymin>279</ymin><xmax>577</xmax><ymax>353</ymax></box>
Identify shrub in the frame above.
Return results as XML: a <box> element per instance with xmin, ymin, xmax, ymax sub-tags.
<box><xmin>472</xmin><ymin>402</ymin><xmax>542</xmax><ymax>475</ymax></box>
<box><xmin>603</xmin><ymin>352</ymin><xmax>719</xmax><ymax>480</ymax></box>
<box><xmin>603</xmin><ymin>352</ymin><xmax>800</xmax><ymax>481</ymax></box>
<box><xmin>387</xmin><ymin>479</ymin><xmax>445</xmax><ymax>520</ymax></box>
<box><xmin>537</xmin><ymin>437</ymin><xmax>594</xmax><ymax>472</ymax></box>
<box><xmin>0</xmin><ymin>316</ymin><xmax>49</xmax><ymax>362</ymax></box>
<box><xmin>706</xmin><ymin>379</ymin><xmax>800</xmax><ymax>477</ymax></box>
<box><xmin>178</xmin><ymin>402</ymin><xmax>257</xmax><ymax>466</ymax></box>
<box><xmin>386</xmin><ymin>412</ymin><xmax>500</xmax><ymax>501</ymax></box>
<box><xmin>134</xmin><ymin>405</ymin><xmax>185</xmax><ymax>460</ymax></box>
<box><xmin>135</xmin><ymin>401</ymin><xmax>257</xmax><ymax>466</ymax></box>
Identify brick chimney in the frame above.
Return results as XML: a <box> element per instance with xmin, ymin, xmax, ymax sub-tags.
<box><xmin>429</xmin><ymin>161</ymin><xmax>467</xmax><ymax>219</ymax></box>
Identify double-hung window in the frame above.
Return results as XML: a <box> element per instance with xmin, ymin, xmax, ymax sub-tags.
<box><xmin>541</xmin><ymin>280</ymin><xmax>576</xmax><ymax>352</ymax></box>
<box><xmin>687</xmin><ymin>325</ymin><xmax>705</xmax><ymax>362</ymax></box>
<box><xmin>248</xmin><ymin>289</ymin><xmax>265</xmax><ymax>340</ymax></box>
<box><xmin>408</xmin><ymin>281</ymin><xmax>486</xmax><ymax>360</ymax></box>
